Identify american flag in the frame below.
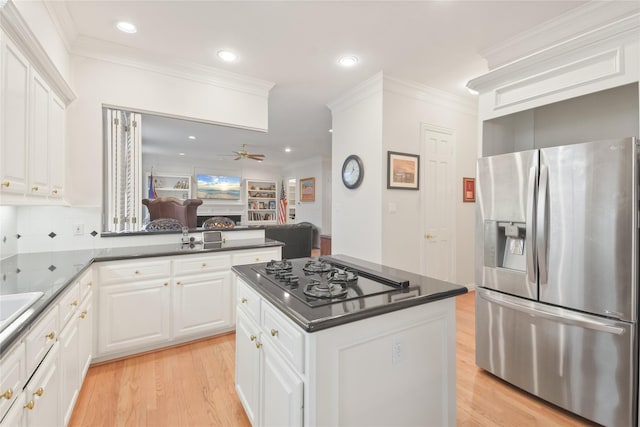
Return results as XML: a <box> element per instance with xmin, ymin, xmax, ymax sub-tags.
<box><xmin>278</xmin><ymin>181</ymin><xmax>288</xmax><ymax>224</ymax></box>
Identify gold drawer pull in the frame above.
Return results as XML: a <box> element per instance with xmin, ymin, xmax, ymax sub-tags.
<box><xmin>51</xmin><ymin>189</ymin><xmax>58</xmax><ymax>194</ymax></box>
<box><xmin>176</xmin><ymin>281</ymin><xmax>183</xmax><ymax>286</ymax></box>
<box><xmin>45</xmin><ymin>331</ymin><xmax>55</xmax><ymax>340</ymax></box>
<box><xmin>201</xmin><ymin>263</ymin><xmax>207</xmax><ymax>267</ymax></box>
<box><xmin>1</xmin><ymin>181</ymin><xmax>9</xmax><ymax>188</ymax></box>
<box><xmin>1</xmin><ymin>388</ymin><xmax>13</xmax><ymax>399</ymax></box>
<box><xmin>70</xmin><ymin>300</ymin><xmax>79</xmax><ymax>307</ymax></box>
<box><xmin>241</xmin><ymin>297</ymin><xmax>247</xmax><ymax>304</ymax></box>
<box><xmin>134</xmin><ymin>270</ymin><xmax>140</xmax><ymax>275</ymax></box>
<box><xmin>255</xmin><ymin>257</ymin><xmax>260</xmax><ymax>262</ymax></box>
<box><xmin>87</xmin><ymin>281</ymin><xmax>93</xmax><ymax>287</ymax></box>
<box><xmin>80</xmin><ymin>310</ymin><xmax>88</xmax><ymax>319</ymax></box>
<box><xmin>31</xmin><ymin>186</ymin><xmax>39</xmax><ymax>191</ymax></box>
<box><xmin>24</xmin><ymin>400</ymin><xmax>35</xmax><ymax>410</ymax></box>
<box><xmin>250</xmin><ymin>335</ymin><xmax>257</xmax><ymax>342</ymax></box>
<box><xmin>255</xmin><ymin>341</ymin><xmax>262</xmax><ymax>349</ymax></box>
<box><xmin>271</xmin><ymin>329</ymin><xmax>279</xmax><ymax>337</ymax></box>
<box><xmin>33</xmin><ymin>387</ymin><xmax>44</xmax><ymax>397</ymax></box>
<box><xmin>163</xmin><ymin>282</ymin><xmax>169</xmax><ymax>287</ymax></box>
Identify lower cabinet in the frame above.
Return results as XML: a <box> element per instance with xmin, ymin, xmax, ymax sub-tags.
<box><xmin>78</xmin><ymin>296</ymin><xmax>93</xmax><ymax>380</ymax></box>
<box><xmin>59</xmin><ymin>316</ymin><xmax>80</xmax><ymax>426</ymax></box>
<box><xmin>235</xmin><ymin>280</ymin><xmax>303</xmax><ymax>427</ymax></box>
<box><xmin>23</xmin><ymin>342</ymin><xmax>60</xmax><ymax>427</ymax></box>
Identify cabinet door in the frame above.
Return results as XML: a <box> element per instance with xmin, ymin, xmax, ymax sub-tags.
<box><xmin>48</xmin><ymin>94</ymin><xmax>65</xmax><ymax>197</ymax></box>
<box><xmin>98</xmin><ymin>279</ymin><xmax>170</xmax><ymax>356</ymax></box>
<box><xmin>24</xmin><ymin>342</ymin><xmax>60</xmax><ymax>427</ymax></box>
<box><xmin>28</xmin><ymin>70</ymin><xmax>50</xmax><ymax>196</ymax></box>
<box><xmin>173</xmin><ymin>271</ymin><xmax>232</xmax><ymax>338</ymax></box>
<box><xmin>78</xmin><ymin>295</ymin><xmax>93</xmax><ymax>381</ymax></box>
<box><xmin>59</xmin><ymin>316</ymin><xmax>80</xmax><ymax>427</ymax></box>
<box><xmin>235</xmin><ymin>311</ymin><xmax>260</xmax><ymax>426</ymax></box>
<box><xmin>0</xmin><ymin>392</ymin><xmax>25</xmax><ymax>427</ymax></box>
<box><xmin>0</xmin><ymin>34</ymin><xmax>29</xmax><ymax>194</ymax></box>
<box><xmin>260</xmin><ymin>343</ymin><xmax>303</xmax><ymax>427</ymax></box>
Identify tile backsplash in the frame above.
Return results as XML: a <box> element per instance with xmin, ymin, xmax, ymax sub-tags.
<box><xmin>0</xmin><ymin>206</ymin><xmax>18</xmax><ymax>259</ymax></box>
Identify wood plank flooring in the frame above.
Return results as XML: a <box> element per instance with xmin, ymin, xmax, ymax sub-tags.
<box><xmin>70</xmin><ymin>291</ymin><xmax>599</xmax><ymax>427</ymax></box>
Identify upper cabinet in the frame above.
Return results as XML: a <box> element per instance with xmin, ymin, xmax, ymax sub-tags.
<box><xmin>0</xmin><ymin>30</ymin><xmax>67</xmax><ymax>203</ymax></box>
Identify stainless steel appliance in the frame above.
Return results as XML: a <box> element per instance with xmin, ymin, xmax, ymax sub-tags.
<box><xmin>475</xmin><ymin>137</ymin><xmax>638</xmax><ymax>427</ymax></box>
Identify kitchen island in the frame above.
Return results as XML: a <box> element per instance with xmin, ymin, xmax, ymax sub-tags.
<box><xmin>232</xmin><ymin>255</ymin><xmax>467</xmax><ymax>427</ymax></box>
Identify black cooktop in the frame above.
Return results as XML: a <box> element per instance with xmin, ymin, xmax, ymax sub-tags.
<box><xmin>252</xmin><ymin>257</ymin><xmax>409</xmax><ymax>307</ymax></box>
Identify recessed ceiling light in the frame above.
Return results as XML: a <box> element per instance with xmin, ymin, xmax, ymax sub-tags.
<box><xmin>217</xmin><ymin>50</ymin><xmax>238</xmax><ymax>62</ymax></box>
<box><xmin>285</xmin><ymin>147</ymin><xmax>291</xmax><ymax>153</ymax></box>
<box><xmin>116</xmin><ymin>21</ymin><xmax>137</xmax><ymax>34</ymax></box>
<box><xmin>338</xmin><ymin>56</ymin><xmax>359</xmax><ymax>67</ymax></box>
<box><xmin>188</xmin><ymin>135</ymin><xmax>196</xmax><ymax>140</ymax></box>
<box><xmin>178</xmin><ymin>152</ymin><xmax>185</xmax><ymax>156</ymax></box>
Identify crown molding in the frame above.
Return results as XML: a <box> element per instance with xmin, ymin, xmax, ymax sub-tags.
<box><xmin>0</xmin><ymin>0</ymin><xmax>76</xmax><ymax>104</ymax></box>
<box><xmin>468</xmin><ymin>11</ymin><xmax>640</xmax><ymax>93</ymax></box>
<box><xmin>327</xmin><ymin>71</ymin><xmax>383</xmax><ymax>113</ymax></box>
<box><xmin>42</xmin><ymin>0</ymin><xmax>76</xmax><ymax>53</ymax></box>
<box><xmin>383</xmin><ymin>75</ymin><xmax>478</xmax><ymax>117</ymax></box>
<box><xmin>480</xmin><ymin>1</ymin><xmax>640</xmax><ymax>70</ymax></box>
<box><xmin>72</xmin><ymin>36</ymin><xmax>275</xmax><ymax>98</ymax></box>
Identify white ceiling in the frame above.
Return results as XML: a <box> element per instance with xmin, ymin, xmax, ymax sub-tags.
<box><xmin>54</xmin><ymin>0</ymin><xmax>588</xmax><ymax>166</ymax></box>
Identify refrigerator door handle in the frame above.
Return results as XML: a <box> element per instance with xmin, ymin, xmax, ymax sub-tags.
<box><xmin>526</xmin><ymin>165</ymin><xmax>537</xmax><ymax>284</ymax></box>
<box><xmin>478</xmin><ymin>288</ymin><xmax>626</xmax><ymax>335</ymax></box>
<box><xmin>537</xmin><ymin>164</ymin><xmax>549</xmax><ymax>285</ymax></box>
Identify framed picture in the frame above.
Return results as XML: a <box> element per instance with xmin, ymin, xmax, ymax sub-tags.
<box><xmin>463</xmin><ymin>177</ymin><xmax>475</xmax><ymax>202</ymax></box>
<box><xmin>387</xmin><ymin>151</ymin><xmax>419</xmax><ymax>190</ymax></box>
<box><xmin>300</xmin><ymin>177</ymin><xmax>315</xmax><ymax>201</ymax></box>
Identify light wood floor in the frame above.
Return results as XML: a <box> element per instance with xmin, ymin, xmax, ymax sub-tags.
<box><xmin>70</xmin><ymin>291</ymin><xmax>599</xmax><ymax>427</ymax></box>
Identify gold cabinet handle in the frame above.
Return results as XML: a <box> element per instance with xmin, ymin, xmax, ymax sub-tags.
<box><xmin>31</xmin><ymin>186</ymin><xmax>39</xmax><ymax>192</ymax></box>
<box><xmin>51</xmin><ymin>189</ymin><xmax>58</xmax><ymax>194</ymax></box>
<box><xmin>1</xmin><ymin>388</ymin><xmax>13</xmax><ymax>399</ymax></box>
<box><xmin>70</xmin><ymin>300</ymin><xmax>79</xmax><ymax>307</ymax></box>
<box><xmin>250</xmin><ymin>335</ymin><xmax>257</xmax><ymax>342</ymax></box>
<box><xmin>163</xmin><ymin>282</ymin><xmax>169</xmax><ymax>287</ymax></box>
<box><xmin>241</xmin><ymin>297</ymin><xmax>247</xmax><ymax>304</ymax></box>
<box><xmin>176</xmin><ymin>281</ymin><xmax>183</xmax><ymax>286</ymax></box>
<box><xmin>425</xmin><ymin>233</ymin><xmax>435</xmax><ymax>239</ymax></box>
<box><xmin>270</xmin><ymin>329</ymin><xmax>278</xmax><ymax>337</ymax></box>
<box><xmin>255</xmin><ymin>341</ymin><xmax>262</xmax><ymax>349</ymax></box>
<box><xmin>201</xmin><ymin>263</ymin><xmax>207</xmax><ymax>267</ymax></box>
<box><xmin>80</xmin><ymin>310</ymin><xmax>88</xmax><ymax>319</ymax></box>
<box><xmin>134</xmin><ymin>270</ymin><xmax>140</xmax><ymax>275</ymax></box>
<box><xmin>33</xmin><ymin>387</ymin><xmax>44</xmax><ymax>397</ymax></box>
<box><xmin>1</xmin><ymin>181</ymin><xmax>10</xmax><ymax>188</ymax></box>
<box><xmin>255</xmin><ymin>257</ymin><xmax>260</xmax><ymax>262</ymax></box>
<box><xmin>87</xmin><ymin>281</ymin><xmax>93</xmax><ymax>287</ymax></box>
<box><xmin>24</xmin><ymin>400</ymin><xmax>35</xmax><ymax>410</ymax></box>
<box><xmin>46</xmin><ymin>331</ymin><xmax>55</xmax><ymax>340</ymax></box>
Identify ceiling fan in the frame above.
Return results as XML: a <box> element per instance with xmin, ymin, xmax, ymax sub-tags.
<box><xmin>233</xmin><ymin>144</ymin><xmax>265</xmax><ymax>161</ymax></box>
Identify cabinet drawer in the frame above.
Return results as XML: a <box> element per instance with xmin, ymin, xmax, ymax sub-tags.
<box><xmin>173</xmin><ymin>254</ymin><xmax>231</xmax><ymax>275</ymax></box>
<box><xmin>25</xmin><ymin>307</ymin><xmax>58</xmax><ymax>378</ymax></box>
<box><xmin>0</xmin><ymin>342</ymin><xmax>25</xmax><ymax>421</ymax></box>
<box><xmin>58</xmin><ymin>282</ymin><xmax>80</xmax><ymax>329</ymax></box>
<box><xmin>232</xmin><ymin>248</ymin><xmax>281</xmax><ymax>267</ymax></box>
<box><xmin>77</xmin><ymin>268</ymin><xmax>93</xmax><ymax>301</ymax></box>
<box><xmin>98</xmin><ymin>258</ymin><xmax>171</xmax><ymax>285</ymax></box>
<box><xmin>261</xmin><ymin>303</ymin><xmax>304</xmax><ymax>373</ymax></box>
<box><xmin>237</xmin><ymin>280</ymin><xmax>261</xmax><ymax>324</ymax></box>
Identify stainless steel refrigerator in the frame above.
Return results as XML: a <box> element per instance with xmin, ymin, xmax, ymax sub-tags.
<box><xmin>475</xmin><ymin>137</ymin><xmax>638</xmax><ymax>427</ymax></box>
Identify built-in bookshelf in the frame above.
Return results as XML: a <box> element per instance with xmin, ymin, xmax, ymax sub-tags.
<box><xmin>287</xmin><ymin>178</ymin><xmax>296</xmax><ymax>223</ymax></box>
<box><xmin>246</xmin><ymin>179</ymin><xmax>277</xmax><ymax>224</ymax></box>
<box><xmin>146</xmin><ymin>173</ymin><xmax>191</xmax><ymax>200</ymax></box>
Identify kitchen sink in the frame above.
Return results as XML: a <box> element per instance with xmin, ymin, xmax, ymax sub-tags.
<box><xmin>0</xmin><ymin>292</ymin><xmax>44</xmax><ymax>330</ymax></box>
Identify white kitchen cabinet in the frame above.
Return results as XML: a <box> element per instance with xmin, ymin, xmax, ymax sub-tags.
<box><xmin>235</xmin><ymin>311</ymin><xmax>260</xmax><ymax>426</ymax></box>
<box><xmin>0</xmin><ymin>31</ymin><xmax>29</xmax><ymax>195</ymax></box>
<box><xmin>77</xmin><ymin>295</ymin><xmax>93</xmax><ymax>381</ymax></box>
<box><xmin>173</xmin><ymin>271</ymin><xmax>232</xmax><ymax>339</ymax></box>
<box><xmin>0</xmin><ymin>342</ymin><xmax>25</xmax><ymax>422</ymax></box>
<box><xmin>231</xmin><ymin>248</ymin><xmax>282</xmax><ymax>266</ymax></box>
<box><xmin>23</xmin><ymin>342</ymin><xmax>60</xmax><ymax>427</ymax></box>
<box><xmin>48</xmin><ymin>94</ymin><xmax>65</xmax><ymax>197</ymax></box>
<box><xmin>28</xmin><ymin>70</ymin><xmax>49</xmax><ymax>197</ymax></box>
<box><xmin>236</xmin><ymin>280</ymin><xmax>304</xmax><ymax>427</ymax></box>
<box><xmin>98</xmin><ymin>278</ymin><xmax>171</xmax><ymax>356</ymax></box>
<box><xmin>24</xmin><ymin>308</ymin><xmax>57</xmax><ymax>380</ymax></box>
<box><xmin>58</xmin><ymin>313</ymin><xmax>79</xmax><ymax>426</ymax></box>
<box><xmin>0</xmin><ymin>393</ymin><xmax>25</xmax><ymax>427</ymax></box>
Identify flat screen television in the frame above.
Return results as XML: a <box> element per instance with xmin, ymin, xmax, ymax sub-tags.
<box><xmin>196</xmin><ymin>175</ymin><xmax>241</xmax><ymax>200</ymax></box>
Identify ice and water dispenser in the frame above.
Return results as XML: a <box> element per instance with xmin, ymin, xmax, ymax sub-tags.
<box><xmin>483</xmin><ymin>220</ymin><xmax>527</xmax><ymax>272</ymax></box>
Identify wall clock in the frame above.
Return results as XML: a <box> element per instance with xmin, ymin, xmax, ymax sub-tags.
<box><xmin>342</xmin><ymin>155</ymin><xmax>364</xmax><ymax>189</ymax></box>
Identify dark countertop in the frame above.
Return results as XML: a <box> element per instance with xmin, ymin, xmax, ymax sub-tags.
<box><xmin>0</xmin><ymin>238</ymin><xmax>283</xmax><ymax>357</ymax></box>
<box><xmin>231</xmin><ymin>254</ymin><xmax>468</xmax><ymax>333</ymax></box>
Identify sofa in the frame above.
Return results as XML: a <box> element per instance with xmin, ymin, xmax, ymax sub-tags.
<box><xmin>263</xmin><ymin>223</ymin><xmax>314</xmax><ymax>259</ymax></box>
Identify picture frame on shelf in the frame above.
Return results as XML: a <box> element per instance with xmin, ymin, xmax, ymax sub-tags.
<box><xmin>300</xmin><ymin>177</ymin><xmax>315</xmax><ymax>201</ymax></box>
<box><xmin>269</xmin><ymin>200</ymin><xmax>276</xmax><ymax>209</ymax></box>
<box><xmin>463</xmin><ymin>177</ymin><xmax>476</xmax><ymax>202</ymax></box>
<box><xmin>387</xmin><ymin>151</ymin><xmax>419</xmax><ymax>190</ymax></box>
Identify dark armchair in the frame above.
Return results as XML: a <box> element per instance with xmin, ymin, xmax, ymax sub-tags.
<box><xmin>142</xmin><ymin>197</ymin><xmax>203</xmax><ymax>228</ymax></box>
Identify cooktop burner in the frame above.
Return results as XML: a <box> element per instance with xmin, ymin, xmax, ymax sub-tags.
<box><xmin>252</xmin><ymin>257</ymin><xmax>407</xmax><ymax>307</ymax></box>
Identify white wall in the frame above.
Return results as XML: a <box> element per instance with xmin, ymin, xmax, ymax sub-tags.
<box><xmin>380</xmin><ymin>79</ymin><xmax>478</xmax><ymax>284</ymax></box>
<box><xmin>66</xmin><ymin>54</ymin><xmax>272</xmax><ymax>206</ymax></box>
<box><xmin>329</xmin><ymin>74</ymin><xmax>383</xmax><ymax>263</ymax></box>
<box><xmin>0</xmin><ymin>206</ymin><xmax>18</xmax><ymax>259</ymax></box>
<box><xmin>282</xmin><ymin>156</ymin><xmax>330</xmax><ymax>234</ymax></box>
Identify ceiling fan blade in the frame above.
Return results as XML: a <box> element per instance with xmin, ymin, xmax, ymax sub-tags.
<box><xmin>234</xmin><ymin>156</ymin><xmax>242</xmax><ymax>160</ymax></box>
<box><xmin>248</xmin><ymin>155</ymin><xmax>265</xmax><ymax>161</ymax></box>
<box><xmin>248</xmin><ymin>153</ymin><xmax>265</xmax><ymax>158</ymax></box>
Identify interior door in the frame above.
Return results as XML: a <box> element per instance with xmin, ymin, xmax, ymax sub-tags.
<box><xmin>421</xmin><ymin>126</ymin><xmax>455</xmax><ymax>281</ymax></box>
<box><xmin>539</xmin><ymin>138</ymin><xmax>637</xmax><ymax>321</ymax></box>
